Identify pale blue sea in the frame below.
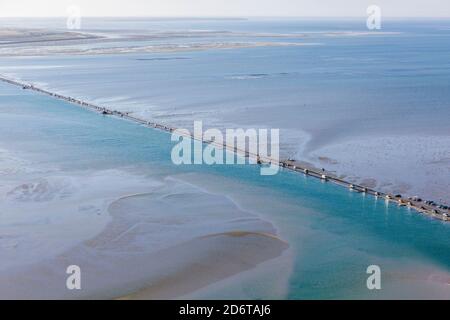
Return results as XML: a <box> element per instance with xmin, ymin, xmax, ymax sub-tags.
<box><xmin>1</xmin><ymin>18</ymin><xmax>449</xmax><ymax>200</ymax></box>
<box><xmin>0</xmin><ymin>18</ymin><xmax>449</xmax><ymax>299</ymax></box>
<box><xmin>0</xmin><ymin>81</ymin><xmax>449</xmax><ymax>298</ymax></box>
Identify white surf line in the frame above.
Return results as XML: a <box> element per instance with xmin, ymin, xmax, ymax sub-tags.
<box><xmin>0</xmin><ymin>74</ymin><xmax>448</xmax><ymax>222</ymax></box>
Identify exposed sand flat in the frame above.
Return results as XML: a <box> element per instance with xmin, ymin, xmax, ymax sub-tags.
<box><xmin>0</xmin><ymin>27</ymin><xmax>396</xmax><ymax>57</ymax></box>
<box><xmin>0</xmin><ymin>27</ymin><xmax>399</xmax><ymax>41</ymax></box>
<box><xmin>0</xmin><ymin>174</ymin><xmax>289</xmax><ymax>299</ymax></box>
<box><xmin>119</xmin><ymin>232</ymin><xmax>288</xmax><ymax>300</ymax></box>
<box><xmin>305</xmin><ymin>135</ymin><xmax>450</xmax><ymax>205</ymax></box>
<box><xmin>0</xmin><ymin>41</ymin><xmax>319</xmax><ymax>56</ymax></box>
<box><xmin>0</xmin><ymin>28</ymin><xmax>99</xmax><ymax>44</ymax></box>
<box><xmin>0</xmin><ymin>231</ymin><xmax>288</xmax><ymax>300</ymax></box>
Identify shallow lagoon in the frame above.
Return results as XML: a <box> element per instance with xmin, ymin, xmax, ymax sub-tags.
<box><xmin>1</xmin><ymin>18</ymin><xmax>449</xmax><ymax>202</ymax></box>
<box><xmin>0</xmin><ymin>83</ymin><xmax>449</xmax><ymax>299</ymax></box>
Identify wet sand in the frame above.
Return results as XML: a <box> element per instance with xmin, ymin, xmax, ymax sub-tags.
<box><xmin>119</xmin><ymin>232</ymin><xmax>288</xmax><ymax>300</ymax></box>
<box><xmin>0</xmin><ymin>41</ymin><xmax>318</xmax><ymax>56</ymax></box>
<box><xmin>0</xmin><ymin>173</ymin><xmax>289</xmax><ymax>299</ymax></box>
<box><xmin>0</xmin><ymin>27</ymin><xmax>396</xmax><ymax>57</ymax></box>
<box><xmin>0</xmin><ymin>232</ymin><xmax>288</xmax><ymax>299</ymax></box>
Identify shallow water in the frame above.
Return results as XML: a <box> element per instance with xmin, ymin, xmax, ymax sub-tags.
<box><xmin>1</xmin><ymin>18</ymin><xmax>449</xmax><ymax>201</ymax></box>
<box><xmin>0</xmin><ymin>82</ymin><xmax>449</xmax><ymax>299</ymax></box>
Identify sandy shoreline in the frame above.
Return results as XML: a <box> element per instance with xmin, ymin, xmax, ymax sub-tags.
<box><xmin>0</xmin><ymin>41</ymin><xmax>319</xmax><ymax>57</ymax></box>
<box><xmin>0</xmin><ymin>27</ymin><xmax>322</xmax><ymax>57</ymax></box>
<box><xmin>0</xmin><ymin>27</ymin><xmax>399</xmax><ymax>57</ymax></box>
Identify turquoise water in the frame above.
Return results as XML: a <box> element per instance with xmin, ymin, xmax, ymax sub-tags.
<box><xmin>2</xmin><ymin>18</ymin><xmax>449</xmax><ymax>203</ymax></box>
<box><xmin>1</xmin><ymin>82</ymin><xmax>449</xmax><ymax>299</ymax></box>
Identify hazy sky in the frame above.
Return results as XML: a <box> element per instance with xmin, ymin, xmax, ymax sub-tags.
<box><xmin>1</xmin><ymin>0</ymin><xmax>449</xmax><ymax>17</ymax></box>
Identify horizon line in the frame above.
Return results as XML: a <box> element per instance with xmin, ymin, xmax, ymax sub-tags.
<box><xmin>1</xmin><ymin>15</ymin><xmax>450</xmax><ymax>19</ymax></box>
